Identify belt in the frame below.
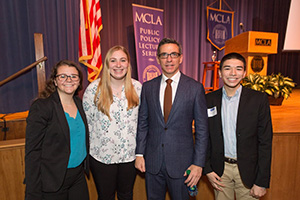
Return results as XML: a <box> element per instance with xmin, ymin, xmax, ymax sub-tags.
<box><xmin>224</xmin><ymin>157</ymin><xmax>237</xmax><ymax>164</ymax></box>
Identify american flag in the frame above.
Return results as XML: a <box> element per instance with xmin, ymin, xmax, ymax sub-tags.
<box><xmin>79</xmin><ymin>0</ymin><xmax>103</xmax><ymax>82</ymax></box>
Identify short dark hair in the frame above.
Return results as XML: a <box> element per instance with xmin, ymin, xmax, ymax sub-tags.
<box><xmin>157</xmin><ymin>38</ymin><xmax>182</xmax><ymax>56</ymax></box>
<box><xmin>219</xmin><ymin>52</ymin><xmax>246</xmax><ymax>70</ymax></box>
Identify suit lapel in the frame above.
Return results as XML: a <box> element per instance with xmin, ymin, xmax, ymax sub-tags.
<box><xmin>152</xmin><ymin>76</ymin><xmax>165</xmax><ymax>124</ymax></box>
<box><xmin>52</xmin><ymin>91</ymin><xmax>71</xmax><ymax>146</ymax></box>
<box><xmin>215</xmin><ymin>89</ymin><xmax>223</xmax><ymax>136</ymax></box>
<box><xmin>166</xmin><ymin>74</ymin><xmax>186</xmax><ymax>123</ymax></box>
<box><xmin>236</xmin><ymin>86</ymin><xmax>249</xmax><ymax>133</ymax></box>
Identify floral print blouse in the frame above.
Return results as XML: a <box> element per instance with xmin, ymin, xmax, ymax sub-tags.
<box><xmin>83</xmin><ymin>78</ymin><xmax>142</xmax><ymax>164</ymax></box>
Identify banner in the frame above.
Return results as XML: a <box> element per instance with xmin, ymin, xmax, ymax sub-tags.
<box><xmin>132</xmin><ymin>4</ymin><xmax>163</xmax><ymax>83</ymax></box>
<box><xmin>207</xmin><ymin>7</ymin><xmax>234</xmax><ymax>50</ymax></box>
<box><xmin>79</xmin><ymin>0</ymin><xmax>103</xmax><ymax>82</ymax></box>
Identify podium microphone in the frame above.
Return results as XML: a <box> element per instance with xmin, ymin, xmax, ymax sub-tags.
<box><xmin>239</xmin><ymin>22</ymin><xmax>245</xmax><ymax>32</ymax></box>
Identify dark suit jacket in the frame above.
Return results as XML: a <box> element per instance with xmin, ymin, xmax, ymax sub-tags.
<box><xmin>25</xmin><ymin>91</ymin><xmax>89</xmax><ymax>199</ymax></box>
<box><xmin>136</xmin><ymin>73</ymin><xmax>208</xmax><ymax>178</ymax></box>
<box><xmin>204</xmin><ymin>86</ymin><xmax>273</xmax><ymax>188</ymax></box>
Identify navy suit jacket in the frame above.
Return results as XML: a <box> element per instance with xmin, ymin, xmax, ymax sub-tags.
<box><xmin>204</xmin><ymin>86</ymin><xmax>273</xmax><ymax>188</ymax></box>
<box><xmin>136</xmin><ymin>73</ymin><xmax>209</xmax><ymax>178</ymax></box>
<box><xmin>25</xmin><ymin>91</ymin><xmax>89</xmax><ymax>199</ymax></box>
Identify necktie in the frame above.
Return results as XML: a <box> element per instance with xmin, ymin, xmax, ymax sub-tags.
<box><xmin>164</xmin><ymin>79</ymin><xmax>173</xmax><ymax>123</ymax></box>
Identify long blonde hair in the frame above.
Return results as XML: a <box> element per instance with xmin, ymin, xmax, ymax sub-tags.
<box><xmin>94</xmin><ymin>45</ymin><xmax>139</xmax><ymax>119</ymax></box>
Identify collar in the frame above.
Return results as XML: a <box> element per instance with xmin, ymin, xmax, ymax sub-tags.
<box><xmin>222</xmin><ymin>85</ymin><xmax>242</xmax><ymax>99</ymax></box>
<box><xmin>161</xmin><ymin>71</ymin><xmax>181</xmax><ymax>84</ymax></box>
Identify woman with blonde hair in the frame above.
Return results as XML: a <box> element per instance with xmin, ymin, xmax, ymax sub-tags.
<box><xmin>83</xmin><ymin>45</ymin><xmax>141</xmax><ymax>200</ymax></box>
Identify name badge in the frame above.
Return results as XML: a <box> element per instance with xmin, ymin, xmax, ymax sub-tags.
<box><xmin>207</xmin><ymin>106</ymin><xmax>217</xmax><ymax>117</ymax></box>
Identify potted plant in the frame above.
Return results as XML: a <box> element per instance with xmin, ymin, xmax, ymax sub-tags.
<box><xmin>242</xmin><ymin>73</ymin><xmax>296</xmax><ymax>105</ymax></box>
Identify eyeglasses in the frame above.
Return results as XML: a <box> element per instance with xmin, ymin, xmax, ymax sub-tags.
<box><xmin>56</xmin><ymin>74</ymin><xmax>80</xmax><ymax>82</ymax></box>
<box><xmin>158</xmin><ymin>52</ymin><xmax>181</xmax><ymax>59</ymax></box>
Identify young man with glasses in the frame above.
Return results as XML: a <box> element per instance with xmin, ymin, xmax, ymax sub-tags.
<box><xmin>135</xmin><ymin>38</ymin><xmax>209</xmax><ymax>199</ymax></box>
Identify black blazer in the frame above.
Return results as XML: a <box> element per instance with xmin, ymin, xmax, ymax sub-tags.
<box><xmin>25</xmin><ymin>91</ymin><xmax>89</xmax><ymax>199</ymax></box>
<box><xmin>204</xmin><ymin>87</ymin><xmax>273</xmax><ymax>188</ymax></box>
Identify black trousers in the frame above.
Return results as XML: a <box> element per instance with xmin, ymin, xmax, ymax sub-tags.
<box><xmin>90</xmin><ymin>156</ymin><xmax>137</xmax><ymax>200</ymax></box>
<box><xmin>42</xmin><ymin>164</ymin><xmax>89</xmax><ymax>200</ymax></box>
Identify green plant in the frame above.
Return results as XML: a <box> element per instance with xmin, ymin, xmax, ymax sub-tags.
<box><xmin>242</xmin><ymin>73</ymin><xmax>296</xmax><ymax>99</ymax></box>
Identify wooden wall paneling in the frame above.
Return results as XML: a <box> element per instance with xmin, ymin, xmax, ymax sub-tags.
<box><xmin>262</xmin><ymin>133</ymin><xmax>300</xmax><ymax>200</ymax></box>
<box><xmin>0</xmin><ymin>120</ymin><xmax>26</xmax><ymax>140</ymax></box>
<box><xmin>295</xmin><ymin>135</ymin><xmax>300</xmax><ymax>199</ymax></box>
<box><xmin>0</xmin><ymin>139</ymin><xmax>25</xmax><ymax>200</ymax></box>
<box><xmin>197</xmin><ymin>176</ymin><xmax>214</xmax><ymax>200</ymax></box>
<box><xmin>86</xmin><ymin>172</ymin><xmax>97</xmax><ymax>199</ymax></box>
<box><xmin>132</xmin><ymin>173</ymin><xmax>147</xmax><ymax>200</ymax></box>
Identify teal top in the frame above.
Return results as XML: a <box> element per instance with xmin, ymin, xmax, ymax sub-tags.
<box><xmin>65</xmin><ymin>110</ymin><xmax>87</xmax><ymax>168</ymax></box>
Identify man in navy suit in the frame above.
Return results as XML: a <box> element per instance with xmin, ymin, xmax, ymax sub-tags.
<box><xmin>135</xmin><ymin>38</ymin><xmax>209</xmax><ymax>199</ymax></box>
<box><xmin>204</xmin><ymin>53</ymin><xmax>273</xmax><ymax>199</ymax></box>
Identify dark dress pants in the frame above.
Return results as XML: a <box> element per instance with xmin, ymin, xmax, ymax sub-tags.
<box><xmin>42</xmin><ymin>164</ymin><xmax>89</xmax><ymax>200</ymax></box>
<box><xmin>145</xmin><ymin>156</ymin><xmax>190</xmax><ymax>200</ymax></box>
<box><xmin>90</xmin><ymin>155</ymin><xmax>136</xmax><ymax>200</ymax></box>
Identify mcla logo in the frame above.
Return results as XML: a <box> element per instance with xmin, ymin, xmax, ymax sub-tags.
<box><xmin>135</xmin><ymin>12</ymin><xmax>162</xmax><ymax>25</ymax></box>
<box><xmin>255</xmin><ymin>39</ymin><xmax>272</xmax><ymax>46</ymax></box>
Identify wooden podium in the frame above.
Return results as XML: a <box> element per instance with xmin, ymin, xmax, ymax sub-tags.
<box><xmin>225</xmin><ymin>31</ymin><xmax>278</xmax><ymax>75</ymax></box>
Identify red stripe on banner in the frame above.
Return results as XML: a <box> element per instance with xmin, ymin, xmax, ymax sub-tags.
<box><xmin>79</xmin><ymin>0</ymin><xmax>103</xmax><ymax>82</ymax></box>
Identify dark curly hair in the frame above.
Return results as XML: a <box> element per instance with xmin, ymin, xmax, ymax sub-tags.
<box><xmin>39</xmin><ymin>60</ymin><xmax>83</xmax><ymax>98</ymax></box>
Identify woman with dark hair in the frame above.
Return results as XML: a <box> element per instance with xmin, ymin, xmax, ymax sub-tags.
<box><xmin>25</xmin><ymin>60</ymin><xmax>89</xmax><ymax>200</ymax></box>
<box><xmin>83</xmin><ymin>45</ymin><xmax>141</xmax><ymax>200</ymax></box>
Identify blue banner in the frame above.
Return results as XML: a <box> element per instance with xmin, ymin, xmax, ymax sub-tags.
<box><xmin>207</xmin><ymin>7</ymin><xmax>234</xmax><ymax>50</ymax></box>
<box><xmin>132</xmin><ymin>4</ymin><xmax>164</xmax><ymax>83</ymax></box>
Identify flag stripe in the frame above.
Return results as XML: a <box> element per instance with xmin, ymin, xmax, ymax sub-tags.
<box><xmin>79</xmin><ymin>0</ymin><xmax>102</xmax><ymax>82</ymax></box>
